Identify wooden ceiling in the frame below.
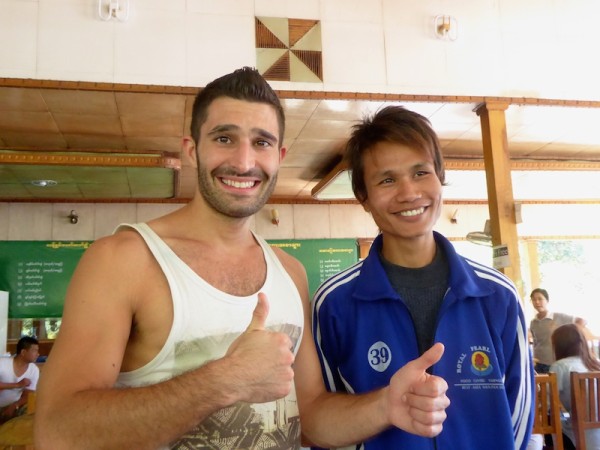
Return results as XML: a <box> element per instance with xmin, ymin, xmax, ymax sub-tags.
<box><xmin>2</xmin><ymin>78</ymin><xmax>600</xmax><ymax>203</ymax></box>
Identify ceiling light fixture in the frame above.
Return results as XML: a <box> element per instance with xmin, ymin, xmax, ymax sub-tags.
<box><xmin>30</xmin><ymin>180</ymin><xmax>57</xmax><ymax>187</ymax></box>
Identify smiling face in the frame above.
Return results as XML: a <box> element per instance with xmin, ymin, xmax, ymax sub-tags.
<box><xmin>187</xmin><ymin>97</ymin><xmax>285</xmax><ymax>218</ymax></box>
<box><xmin>361</xmin><ymin>141</ymin><xmax>443</xmax><ymax>248</ymax></box>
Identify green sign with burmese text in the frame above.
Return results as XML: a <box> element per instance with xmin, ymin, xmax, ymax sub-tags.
<box><xmin>0</xmin><ymin>241</ymin><xmax>91</xmax><ymax>318</ymax></box>
<box><xmin>0</xmin><ymin>239</ymin><xmax>358</xmax><ymax>319</ymax></box>
<box><xmin>269</xmin><ymin>239</ymin><xmax>358</xmax><ymax>298</ymax></box>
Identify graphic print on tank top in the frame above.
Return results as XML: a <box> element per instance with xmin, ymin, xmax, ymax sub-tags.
<box><xmin>169</xmin><ymin>323</ymin><xmax>303</xmax><ymax>450</ymax></box>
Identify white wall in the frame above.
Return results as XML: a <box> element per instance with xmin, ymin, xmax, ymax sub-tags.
<box><xmin>2</xmin><ymin>0</ymin><xmax>599</xmax><ymax>241</ymax></box>
<box><xmin>1</xmin><ymin>201</ymin><xmax>598</xmax><ymax>242</ymax></box>
<box><xmin>2</xmin><ymin>0</ymin><xmax>600</xmax><ymax>100</ymax></box>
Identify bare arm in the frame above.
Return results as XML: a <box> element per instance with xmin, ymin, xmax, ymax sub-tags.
<box><xmin>275</xmin><ymin>249</ymin><xmax>449</xmax><ymax>447</ymax></box>
<box><xmin>34</xmin><ymin>236</ymin><xmax>294</xmax><ymax>449</ymax></box>
<box><xmin>0</xmin><ymin>379</ymin><xmax>30</xmax><ymax>390</ymax></box>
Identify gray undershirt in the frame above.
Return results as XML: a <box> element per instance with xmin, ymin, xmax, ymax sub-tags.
<box><xmin>380</xmin><ymin>245</ymin><xmax>449</xmax><ymax>355</ymax></box>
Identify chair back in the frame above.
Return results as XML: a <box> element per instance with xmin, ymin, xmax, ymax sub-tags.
<box><xmin>26</xmin><ymin>391</ymin><xmax>36</xmax><ymax>414</ymax></box>
<box><xmin>570</xmin><ymin>371</ymin><xmax>600</xmax><ymax>450</ymax></box>
<box><xmin>533</xmin><ymin>373</ymin><xmax>564</xmax><ymax>450</ymax></box>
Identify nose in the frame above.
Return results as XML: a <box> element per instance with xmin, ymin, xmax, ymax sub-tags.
<box><xmin>230</xmin><ymin>139</ymin><xmax>255</xmax><ymax>174</ymax></box>
<box><xmin>394</xmin><ymin>178</ymin><xmax>421</xmax><ymax>202</ymax></box>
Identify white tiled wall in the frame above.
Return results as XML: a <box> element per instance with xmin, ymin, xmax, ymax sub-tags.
<box><xmin>1</xmin><ymin>201</ymin><xmax>596</xmax><ymax>242</ymax></box>
<box><xmin>114</xmin><ymin>8</ymin><xmax>187</xmax><ymax>86</ymax></box>
<box><xmin>2</xmin><ymin>0</ymin><xmax>600</xmax><ymax>99</ymax></box>
<box><xmin>0</xmin><ymin>0</ymin><xmax>38</xmax><ymax>78</ymax></box>
<box><xmin>184</xmin><ymin>13</ymin><xmax>257</xmax><ymax>87</ymax></box>
<box><xmin>1</xmin><ymin>0</ymin><xmax>599</xmax><ymax>240</ymax></box>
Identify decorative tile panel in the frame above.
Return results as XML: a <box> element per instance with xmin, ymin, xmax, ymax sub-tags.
<box><xmin>255</xmin><ymin>17</ymin><xmax>322</xmax><ymax>82</ymax></box>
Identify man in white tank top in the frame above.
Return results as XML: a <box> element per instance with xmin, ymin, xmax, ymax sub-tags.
<box><xmin>35</xmin><ymin>67</ymin><xmax>450</xmax><ymax>449</ymax></box>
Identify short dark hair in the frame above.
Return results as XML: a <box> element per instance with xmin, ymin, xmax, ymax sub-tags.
<box><xmin>16</xmin><ymin>336</ymin><xmax>38</xmax><ymax>355</ymax></box>
<box><xmin>530</xmin><ymin>288</ymin><xmax>549</xmax><ymax>301</ymax></box>
<box><xmin>190</xmin><ymin>66</ymin><xmax>285</xmax><ymax>146</ymax></box>
<box><xmin>344</xmin><ymin>105</ymin><xmax>445</xmax><ymax>203</ymax></box>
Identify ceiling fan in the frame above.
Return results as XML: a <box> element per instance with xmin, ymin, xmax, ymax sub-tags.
<box><xmin>466</xmin><ymin>220</ymin><xmax>492</xmax><ymax>246</ymax></box>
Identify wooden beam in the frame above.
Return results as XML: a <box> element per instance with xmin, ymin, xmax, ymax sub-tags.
<box><xmin>475</xmin><ymin>101</ymin><xmax>524</xmax><ymax>296</ymax></box>
<box><xmin>0</xmin><ymin>151</ymin><xmax>181</xmax><ymax>169</ymax></box>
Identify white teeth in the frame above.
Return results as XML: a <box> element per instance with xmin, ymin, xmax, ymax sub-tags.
<box><xmin>222</xmin><ymin>179</ymin><xmax>255</xmax><ymax>188</ymax></box>
<box><xmin>399</xmin><ymin>207</ymin><xmax>425</xmax><ymax>217</ymax></box>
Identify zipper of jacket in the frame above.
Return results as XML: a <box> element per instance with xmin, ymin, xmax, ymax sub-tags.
<box><xmin>430</xmin><ymin>286</ymin><xmax>451</xmax><ymax>450</ymax></box>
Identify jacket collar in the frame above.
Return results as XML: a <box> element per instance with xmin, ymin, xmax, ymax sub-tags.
<box><xmin>353</xmin><ymin>231</ymin><xmax>495</xmax><ymax>302</ymax></box>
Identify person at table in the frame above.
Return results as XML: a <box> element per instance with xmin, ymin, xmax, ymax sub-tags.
<box><xmin>530</xmin><ymin>288</ymin><xmax>587</xmax><ymax>374</ymax></box>
<box><xmin>0</xmin><ymin>336</ymin><xmax>39</xmax><ymax>424</ymax></box>
<box><xmin>550</xmin><ymin>323</ymin><xmax>600</xmax><ymax>449</ymax></box>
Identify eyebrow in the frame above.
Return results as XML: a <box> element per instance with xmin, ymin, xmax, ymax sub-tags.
<box><xmin>207</xmin><ymin>124</ymin><xmax>278</xmax><ymax>144</ymax></box>
<box><xmin>374</xmin><ymin>162</ymin><xmax>433</xmax><ymax>176</ymax></box>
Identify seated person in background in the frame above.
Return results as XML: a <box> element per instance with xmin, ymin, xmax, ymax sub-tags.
<box><xmin>530</xmin><ymin>288</ymin><xmax>587</xmax><ymax>373</ymax></box>
<box><xmin>0</xmin><ymin>336</ymin><xmax>40</xmax><ymax>424</ymax></box>
<box><xmin>550</xmin><ymin>323</ymin><xmax>600</xmax><ymax>449</ymax></box>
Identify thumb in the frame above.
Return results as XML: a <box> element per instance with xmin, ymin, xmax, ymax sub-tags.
<box><xmin>246</xmin><ymin>292</ymin><xmax>270</xmax><ymax>331</ymax></box>
<box><xmin>409</xmin><ymin>342</ymin><xmax>445</xmax><ymax>373</ymax></box>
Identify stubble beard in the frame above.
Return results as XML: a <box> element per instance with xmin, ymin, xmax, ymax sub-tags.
<box><xmin>197</xmin><ymin>164</ymin><xmax>277</xmax><ymax>218</ymax></box>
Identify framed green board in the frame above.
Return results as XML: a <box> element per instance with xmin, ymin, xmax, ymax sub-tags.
<box><xmin>269</xmin><ymin>239</ymin><xmax>358</xmax><ymax>298</ymax></box>
<box><xmin>0</xmin><ymin>241</ymin><xmax>91</xmax><ymax>318</ymax></box>
<box><xmin>0</xmin><ymin>238</ymin><xmax>358</xmax><ymax>318</ymax></box>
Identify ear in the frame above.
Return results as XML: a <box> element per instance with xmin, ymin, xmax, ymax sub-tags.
<box><xmin>279</xmin><ymin>146</ymin><xmax>287</xmax><ymax>162</ymax></box>
<box><xmin>361</xmin><ymin>200</ymin><xmax>371</xmax><ymax>213</ymax></box>
<box><xmin>183</xmin><ymin>136</ymin><xmax>198</xmax><ymax>168</ymax></box>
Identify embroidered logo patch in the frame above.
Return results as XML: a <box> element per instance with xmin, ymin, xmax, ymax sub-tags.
<box><xmin>454</xmin><ymin>346</ymin><xmax>503</xmax><ymax>391</ymax></box>
<box><xmin>470</xmin><ymin>350</ymin><xmax>493</xmax><ymax>376</ymax></box>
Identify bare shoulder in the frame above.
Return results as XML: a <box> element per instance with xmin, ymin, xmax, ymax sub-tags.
<box><xmin>271</xmin><ymin>245</ymin><xmax>306</xmax><ymax>276</ymax></box>
<box><xmin>76</xmin><ymin>227</ymin><xmax>157</xmax><ymax>276</ymax></box>
<box><xmin>57</xmin><ymin>227</ymin><xmax>151</xmax><ymax>328</ymax></box>
<box><xmin>85</xmin><ymin>226</ymin><xmax>146</xmax><ymax>258</ymax></box>
<box><xmin>270</xmin><ymin>246</ymin><xmax>309</xmax><ymax>299</ymax></box>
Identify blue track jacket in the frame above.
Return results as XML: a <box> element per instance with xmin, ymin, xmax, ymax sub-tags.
<box><xmin>312</xmin><ymin>232</ymin><xmax>534</xmax><ymax>450</ymax></box>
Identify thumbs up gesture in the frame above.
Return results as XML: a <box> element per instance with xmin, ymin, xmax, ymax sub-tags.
<box><xmin>385</xmin><ymin>343</ymin><xmax>450</xmax><ymax>437</ymax></box>
<box><xmin>225</xmin><ymin>293</ymin><xmax>295</xmax><ymax>403</ymax></box>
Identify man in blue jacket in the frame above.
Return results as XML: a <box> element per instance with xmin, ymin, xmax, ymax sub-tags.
<box><xmin>312</xmin><ymin>105</ymin><xmax>534</xmax><ymax>449</ymax></box>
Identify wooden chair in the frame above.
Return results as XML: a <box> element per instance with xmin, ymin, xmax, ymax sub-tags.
<box><xmin>570</xmin><ymin>371</ymin><xmax>600</xmax><ymax>450</ymax></box>
<box><xmin>533</xmin><ymin>373</ymin><xmax>564</xmax><ymax>450</ymax></box>
<box><xmin>25</xmin><ymin>393</ymin><xmax>35</xmax><ymax>415</ymax></box>
<box><xmin>0</xmin><ymin>393</ymin><xmax>37</xmax><ymax>450</ymax></box>
<box><xmin>0</xmin><ymin>414</ymin><xmax>34</xmax><ymax>449</ymax></box>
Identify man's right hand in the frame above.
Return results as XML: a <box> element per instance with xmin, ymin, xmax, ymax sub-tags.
<box><xmin>385</xmin><ymin>343</ymin><xmax>450</xmax><ymax>437</ymax></box>
<box><xmin>226</xmin><ymin>293</ymin><xmax>295</xmax><ymax>403</ymax></box>
<box><xmin>17</xmin><ymin>378</ymin><xmax>31</xmax><ymax>388</ymax></box>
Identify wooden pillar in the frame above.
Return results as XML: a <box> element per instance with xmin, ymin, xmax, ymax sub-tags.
<box><xmin>36</xmin><ymin>319</ymin><xmax>47</xmax><ymax>339</ymax></box>
<box><xmin>527</xmin><ymin>240</ymin><xmax>540</xmax><ymax>291</ymax></box>
<box><xmin>357</xmin><ymin>238</ymin><xmax>374</xmax><ymax>260</ymax></box>
<box><xmin>475</xmin><ymin>101</ymin><xmax>523</xmax><ymax>298</ymax></box>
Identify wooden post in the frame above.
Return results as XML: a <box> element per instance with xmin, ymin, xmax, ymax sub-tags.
<box><xmin>475</xmin><ymin>101</ymin><xmax>524</xmax><ymax>299</ymax></box>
